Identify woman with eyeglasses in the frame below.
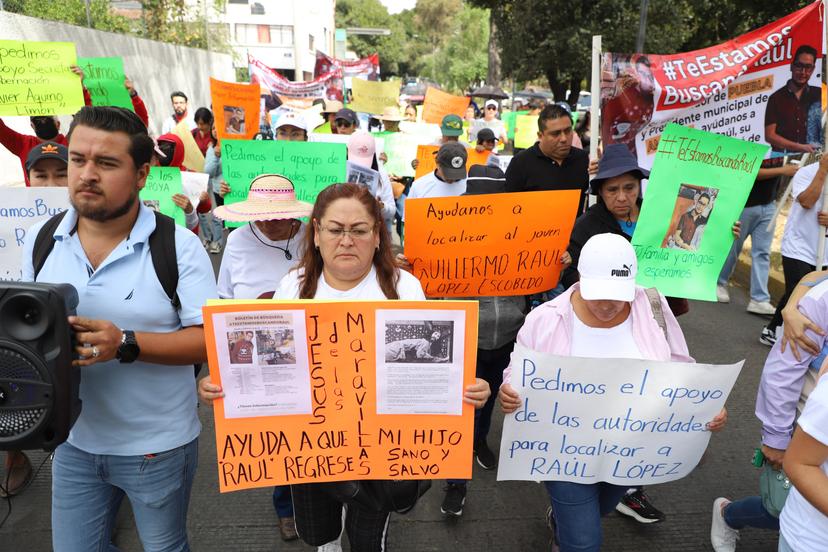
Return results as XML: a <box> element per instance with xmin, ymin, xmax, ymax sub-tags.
<box><xmin>200</xmin><ymin>183</ymin><xmax>490</xmax><ymax>551</ymax></box>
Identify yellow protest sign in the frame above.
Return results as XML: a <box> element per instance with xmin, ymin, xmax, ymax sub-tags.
<box><xmin>349</xmin><ymin>78</ymin><xmax>400</xmax><ymax>115</ymax></box>
<box><xmin>172</xmin><ymin>119</ymin><xmax>205</xmax><ymax>172</ymax></box>
<box><xmin>514</xmin><ymin>114</ymin><xmax>539</xmax><ymax>149</ymax></box>
<box><xmin>0</xmin><ymin>40</ymin><xmax>85</xmax><ymax>116</ymax></box>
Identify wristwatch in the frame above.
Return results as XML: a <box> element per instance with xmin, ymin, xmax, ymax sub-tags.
<box><xmin>116</xmin><ymin>330</ymin><xmax>140</xmax><ymax>363</ymax></box>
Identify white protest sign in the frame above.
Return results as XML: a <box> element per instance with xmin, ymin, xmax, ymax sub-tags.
<box><xmin>497</xmin><ymin>344</ymin><xmax>743</xmax><ymax>485</ymax></box>
<box><xmin>0</xmin><ymin>187</ymin><xmax>71</xmax><ymax>281</ymax></box>
<box><xmin>346</xmin><ymin>161</ymin><xmax>380</xmax><ymax>195</ymax></box>
<box><xmin>495</xmin><ymin>154</ymin><xmax>512</xmax><ymax>173</ymax></box>
<box><xmin>181</xmin><ymin>172</ymin><xmax>209</xmax><ymax>207</ymax></box>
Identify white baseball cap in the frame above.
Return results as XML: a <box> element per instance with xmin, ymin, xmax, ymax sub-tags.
<box><xmin>275</xmin><ymin>111</ymin><xmax>308</xmax><ymax>132</ymax></box>
<box><xmin>484</xmin><ymin>99</ymin><xmax>498</xmax><ymax>111</ymax></box>
<box><xmin>577</xmin><ymin>233</ymin><xmax>637</xmax><ymax>302</ymax></box>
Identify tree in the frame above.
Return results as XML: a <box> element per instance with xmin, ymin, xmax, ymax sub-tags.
<box><xmin>19</xmin><ymin>0</ymin><xmax>133</xmax><ymax>34</ymax></box>
<box><xmin>335</xmin><ymin>0</ymin><xmax>410</xmax><ymax>76</ymax></box>
<box><xmin>421</xmin><ymin>3</ymin><xmax>490</xmax><ymax>92</ymax></box>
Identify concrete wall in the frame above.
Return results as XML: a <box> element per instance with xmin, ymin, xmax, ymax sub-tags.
<box><xmin>0</xmin><ymin>12</ymin><xmax>235</xmax><ymax>185</ymax></box>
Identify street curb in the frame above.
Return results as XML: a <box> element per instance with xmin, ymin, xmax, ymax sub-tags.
<box><xmin>732</xmin><ymin>254</ymin><xmax>785</xmax><ymax>303</ymax></box>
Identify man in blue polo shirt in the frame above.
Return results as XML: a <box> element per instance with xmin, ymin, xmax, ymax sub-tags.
<box><xmin>21</xmin><ymin>106</ymin><xmax>216</xmax><ymax>552</ymax></box>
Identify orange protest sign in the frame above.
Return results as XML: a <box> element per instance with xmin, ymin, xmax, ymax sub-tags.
<box><xmin>210</xmin><ymin>78</ymin><xmax>261</xmax><ymax>141</ymax></box>
<box><xmin>204</xmin><ymin>300</ymin><xmax>478</xmax><ymax>492</ymax></box>
<box><xmin>414</xmin><ymin>145</ymin><xmax>490</xmax><ymax>180</ymax></box>
<box><xmin>404</xmin><ymin>191</ymin><xmax>581</xmax><ymax>297</ymax></box>
<box><xmin>421</xmin><ymin>87</ymin><xmax>470</xmax><ymax>124</ymax></box>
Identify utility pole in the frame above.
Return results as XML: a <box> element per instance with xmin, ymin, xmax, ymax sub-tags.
<box><xmin>636</xmin><ymin>0</ymin><xmax>648</xmax><ymax>52</ymax></box>
<box><xmin>84</xmin><ymin>0</ymin><xmax>92</xmax><ymax>28</ymax></box>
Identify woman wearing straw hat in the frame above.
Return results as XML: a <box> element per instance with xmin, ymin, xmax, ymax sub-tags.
<box><xmin>201</xmin><ymin>183</ymin><xmax>490</xmax><ymax>552</ymax></box>
<box><xmin>212</xmin><ymin>174</ymin><xmax>312</xmax><ymax>542</ymax></box>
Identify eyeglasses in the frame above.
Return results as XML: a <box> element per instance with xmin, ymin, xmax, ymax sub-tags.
<box><xmin>486</xmin><ymin>106</ymin><xmax>497</xmax><ymax>110</ymax></box>
<box><xmin>793</xmin><ymin>62</ymin><xmax>815</xmax><ymax>71</ymax></box>
<box><xmin>317</xmin><ymin>225</ymin><xmax>374</xmax><ymax>240</ymax></box>
<box><xmin>335</xmin><ymin>120</ymin><xmax>353</xmax><ymax>128</ymax></box>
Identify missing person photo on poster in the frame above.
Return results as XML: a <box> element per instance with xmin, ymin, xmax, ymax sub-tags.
<box><xmin>375</xmin><ymin>310</ymin><xmax>466</xmax><ymax>415</ymax></box>
<box><xmin>211</xmin><ymin>310</ymin><xmax>312</xmax><ymax>418</ymax></box>
<box><xmin>662</xmin><ymin>184</ymin><xmax>719</xmax><ymax>252</ymax></box>
<box><xmin>346</xmin><ymin>161</ymin><xmax>380</xmax><ymax>195</ymax></box>
<box><xmin>223</xmin><ymin>105</ymin><xmax>245</xmax><ymax>135</ymax></box>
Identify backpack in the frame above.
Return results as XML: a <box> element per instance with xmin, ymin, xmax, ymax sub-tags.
<box><xmin>32</xmin><ymin>210</ymin><xmax>180</xmax><ymax>311</ymax></box>
<box><xmin>32</xmin><ymin>210</ymin><xmax>202</xmax><ymax>376</ymax></box>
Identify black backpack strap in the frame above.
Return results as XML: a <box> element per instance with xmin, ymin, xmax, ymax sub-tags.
<box><xmin>32</xmin><ymin>211</ymin><xmax>69</xmax><ymax>280</ymax></box>
<box><xmin>148</xmin><ymin>211</ymin><xmax>181</xmax><ymax>311</ymax></box>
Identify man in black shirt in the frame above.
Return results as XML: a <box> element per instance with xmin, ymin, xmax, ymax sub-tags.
<box><xmin>717</xmin><ymin>160</ymin><xmax>800</xmax><ymax>319</ymax></box>
<box><xmin>505</xmin><ymin>104</ymin><xmax>589</xmax><ymax>212</ymax></box>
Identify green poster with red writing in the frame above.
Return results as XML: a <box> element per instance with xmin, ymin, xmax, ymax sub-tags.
<box><xmin>631</xmin><ymin>124</ymin><xmax>767</xmax><ymax>301</ymax></box>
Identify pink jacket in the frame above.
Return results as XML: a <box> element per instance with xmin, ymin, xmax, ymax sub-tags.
<box><xmin>503</xmin><ymin>284</ymin><xmax>694</xmax><ymax>385</ymax></box>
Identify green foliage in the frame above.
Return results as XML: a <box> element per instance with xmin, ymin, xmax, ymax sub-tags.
<box><xmin>420</xmin><ymin>4</ymin><xmax>490</xmax><ymax>92</ymax></box>
<box><xmin>336</xmin><ymin>0</ymin><xmax>410</xmax><ymax>75</ymax></box>
<box><xmin>20</xmin><ymin>0</ymin><xmax>133</xmax><ymax>33</ymax></box>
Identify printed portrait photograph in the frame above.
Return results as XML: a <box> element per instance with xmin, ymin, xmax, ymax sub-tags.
<box><xmin>254</xmin><ymin>329</ymin><xmax>296</xmax><ymax>365</ymax></box>
<box><xmin>227</xmin><ymin>330</ymin><xmax>255</xmax><ymax>365</ymax></box>
<box><xmin>142</xmin><ymin>199</ymin><xmax>160</xmax><ymax>213</ymax></box>
<box><xmin>223</xmin><ymin>105</ymin><xmax>246</xmax><ymax>135</ymax></box>
<box><xmin>383</xmin><ymin>320</ymin><xmax>454</xmax><ymax>364</ymax></box>
<box><xmin>661</xmin><ymin>184</ymin><xmax>719</xmax><ymax>252</ymax></box>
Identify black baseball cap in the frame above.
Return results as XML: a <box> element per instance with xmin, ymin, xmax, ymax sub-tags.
<box><xmin>477</xmin><ymin>128</ymin><xmax>496</xmax><ymax>142</ymax></box>
<box><xmin>26</xmin><ymin>141</ymin><xmax>68</xmax><ymax>172</ymax></box>
<box><xmin>334</xmin><ymin>108</ymin><xmax>358</xmax><ymax>125</ymax></box>
<box><xmin>436</xmin><ymin>142</ymin><xmax>468</xmax><ymax>180</ymax></box>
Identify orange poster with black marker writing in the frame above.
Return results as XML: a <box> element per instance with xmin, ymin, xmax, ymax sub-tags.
<box><xmin>203</xmin><ymin>300</ymin><xmax>478</xmax><ymax>493</ymax></box>
<box><xmin>414</xmin><ymin>145</ymin><xmax>490</xmax><ymax>180</ymax></box>
<box><xmin>404</xmin><ymin>191</ymin><xmax>580</xmax><ymax>297</ymax></box>
<box><xmin>210</xmin><ymin>78</ymin><xmax>261</xmax><ymax>142</ymax></box>
<box><xmin>421</xmin><ymin>87</ymin><xmax>470</xmax><ymax>124</ymax></box>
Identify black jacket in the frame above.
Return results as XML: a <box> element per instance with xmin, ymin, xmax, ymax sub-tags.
<box><xmin>561</xmin><ymin>198</ymin><xmax>641</xmax><ymax>289</ymax></box>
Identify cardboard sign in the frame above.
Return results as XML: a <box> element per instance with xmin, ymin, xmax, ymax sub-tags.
<box><xmin>204</xmin><ymin>300</ymin><xmax>479</xmax><ymax>492</ymax></box>
<box><xmin>221</xmin><ymin>140</ymin><xmax>347</xmax><ymax>209</ymax></box>
<box><xmin>0</xmin><ymin>187</ymin><xmax>70</xmax><ymax>281</ymax></box>
<box><xmin>350</xmin><ymin>78</ymin><xmax>400</xmax><ymax>115</ymax></box>
<box><xmin>211</xmin><ymin>78</ymin><xmax>261</xmax><ymax>141</ymax></box>
<box><xmin>422</xmin><ymin>87</ymin><xmax>470</xmax><ymax>125</ymax></box>
<box><xmin>139</xmin><ymin>167</ymin><xmax>185</xmax><ymax>227</ymax></box>
<box><xmin>404</xmin><ymin>191</ymin><xmax>580</xmax><ymax>297</ymax></box>
<box><xmin>514</xmin><ymin>114</ymin><xmax>539</xmax><ymax>149</ymax></box>
<box><xmin>498</xmin><ymin>345</ymin><xmax>743</xmax><ymax>484</ymax></box>
<box><xmin>631</xmin><ymin>124</ymin><xmax>767</xmax><ymax>301</ymax></box>
<box><xmin>414</xmin><ymin>145</ymin><xmax>490</xmax><ymax>180</ymax></box>
<box><xmin>171</xmin><ymin>119</ymin><xmax>206</xmax><ymax>172</ymax></box>
<box><xmin>381</xmin><ymin>132</ymin><xmax>421</xmax><ymax>178</ymax></box>
<box><xmin>0</xmin><ymin>40</ymin><xmax>85</xmax><ymax>116</ymax></box>
<box><xmin>76</xmin><ymin>57</ymin><xmax>133</xmax><ymax>110</ymax></box>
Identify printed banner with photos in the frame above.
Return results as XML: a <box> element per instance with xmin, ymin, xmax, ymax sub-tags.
<box><xmin>631</xmin><ymin>124</ymin><xmax>767</xmax><ymax>300</ymax></box>
<box><xmin>203</xmin><ymin>300</ymin><xmax>479</xmax><ymax>492</ymax></box>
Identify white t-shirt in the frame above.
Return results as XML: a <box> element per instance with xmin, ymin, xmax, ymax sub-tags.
<box><xmin>570</xmin><ymin>314</ymin><xmax>643</xmax><ymax>358</ymax></box>
<box><xmin>780</xmin><ymin>374</ymin><xmax>828</xmax><ymax>552</ymax></box>
<box><xmin>276</xmin><ymin>265</ymin><xmax>426</xmax><ymax>300</ymax></box>
<box><xmin>406</xmin><ymin>171</ymin><xmax>467</xmax><ymax>206</ymax></box>
<box><xmin>782</xmin><ymin>163</ymin><xmax>828</xmax><ymax>265</ymax></box>
<box><xmin>217</xmin><ymin>223</ymin><xmax>304</xmax><ymax>299</ymax></box>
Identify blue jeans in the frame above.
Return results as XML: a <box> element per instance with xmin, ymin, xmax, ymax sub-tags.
<box><xmin>272</xmin><ymin>485</ymin><xmax>294</xmax><ymax>518</ymax></box>
<box><xmin>723</xmin><ymin>495</ymin><xmax>779</xmax><ymax>531</ymax></box>
<box><xmin>544</xmin><ymin>480</ymin><xmax>628</xmax><ymax>552</ymax></box>
<box><xmin>718</xmin><ymin>202</ymin><xmax>775</xmax><ymax>302</ymax></box>
<box><xmin>52</xmin><ymin>438</ymin><xmax>198</xmax><ymax>552</ymax></box>
<box><xmin>197</xmin><ymin>211</ymin><xmax>224</xmax><ymax>243</ymax></box>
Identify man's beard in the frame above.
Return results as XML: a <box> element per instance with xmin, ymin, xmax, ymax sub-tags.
<box><xmin>71</xmin><ymin>186</ymin><xmax>138</xmax><ymax>222</ymax></box>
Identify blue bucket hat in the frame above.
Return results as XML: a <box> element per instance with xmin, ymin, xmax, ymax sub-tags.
<box><xmin>589</xmin><ymin>144</ymin><xmax>650</xmax><ymax>194</ymax></box>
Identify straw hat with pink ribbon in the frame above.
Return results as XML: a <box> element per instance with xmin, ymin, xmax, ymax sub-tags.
<box><xmin>213</xmin><ymin>174</ymin><xmax>313</xmax><ymax>223</ymax></box>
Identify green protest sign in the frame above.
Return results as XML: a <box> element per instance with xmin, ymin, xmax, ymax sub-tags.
<box><xmin>381</xmin><ymin>132</ymin><xmax>420</xmax><ymax>177</ymax></box>
<box><xmin>631</xmin><ymin>124</ymin><xmax>767</xmax><ymax>301</ymax></box>
<box><xmin>503</xmin><ymin>110</ymin><xmax>528</xmax><ymax>141</ymax></box>
<box><xmin>140</xmin><ymin>167</ymin><xmax>185</xmax><ymax>227</ymax></box>
<box><xmin>221</xmin><ymin>140</ymin><xmax>347</xmax><ymax>226</ymax></box>
<box><xmin>77</xmin><ymin>57</ymin><xmax>133</xmax><ymax>110</ymax></box>
<box><xmin>514</xmin><ymin>114</ymin><xmax>539</xmax><ymax>149</ymax></box>
<box><xmin>0</xmin><ymin>40</ymin><xmax>85</xmax><ymax>116</ymax></box>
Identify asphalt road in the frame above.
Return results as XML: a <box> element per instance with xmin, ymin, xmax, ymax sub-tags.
<box><xmin>1</xmin><ymin>269</ymin><xmax>783</xmax><ymax>551</ymax></box>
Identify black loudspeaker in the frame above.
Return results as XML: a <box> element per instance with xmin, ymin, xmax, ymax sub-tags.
<box><xmin>0</xmin><ymin>282</ymin><xmax>80</xmax><ymax>451</ymax></box>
